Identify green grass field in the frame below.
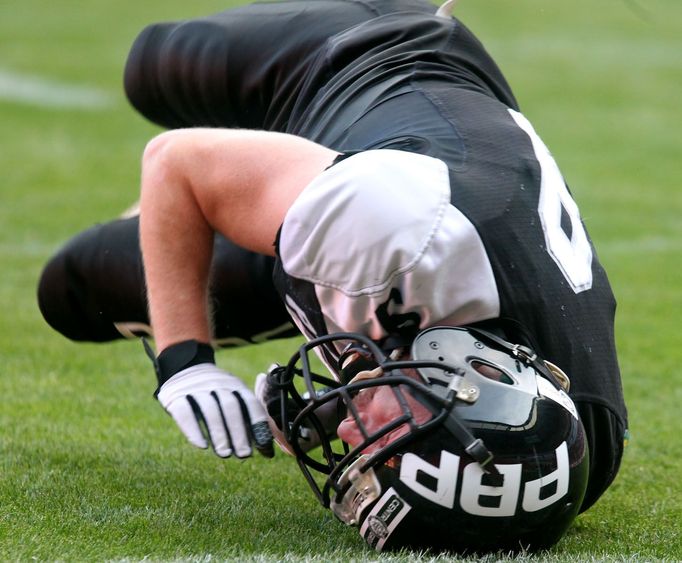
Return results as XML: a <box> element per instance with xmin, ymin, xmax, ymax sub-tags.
<box><xmin>1</xmin><ymin>0</ymin><xmax>680</xmax><ymax>560</ymax></box>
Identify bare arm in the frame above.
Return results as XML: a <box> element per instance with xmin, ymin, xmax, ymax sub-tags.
<box><xmin>139</xmin><ymin>128</ymin><xmax>338</xmax><ymax>351</ymax></box>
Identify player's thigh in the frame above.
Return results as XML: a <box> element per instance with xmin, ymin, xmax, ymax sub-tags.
<box><xmin>124</xmin><ymin>0</ymin><xmax>421</xmax><ymax>130</ymax></box>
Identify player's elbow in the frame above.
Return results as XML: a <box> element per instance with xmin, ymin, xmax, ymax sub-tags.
<box><xmin>142</xmin><ymin>131</ymin><xmax>177</xmax><ymax>169</ymax></box>
<box><xmin>140</xmin><ymin>131</ymin><xmax>186</xmax><ymax>193</ymax></box>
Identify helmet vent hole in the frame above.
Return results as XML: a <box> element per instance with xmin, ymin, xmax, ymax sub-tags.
<box><xmin>438</xmin><ymin>356</ymin><xmax>444</xmax><ymax>361</ymax></box>
<box><xmin>471</xmin><ymin>361</ymin><xmax>514</xmax><ymax>385</ymax></box>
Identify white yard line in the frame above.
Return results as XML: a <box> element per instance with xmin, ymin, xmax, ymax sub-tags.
<box><xmin>0</xmin><ymin>68</ymin><xmax>114</xmax><ymax>110</ymax></box>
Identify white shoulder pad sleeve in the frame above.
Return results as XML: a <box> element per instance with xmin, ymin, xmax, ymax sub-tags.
<box><xmin>279</xmin><ymin>150</ymin><xmax>499</xmax><ymax>339</ymax></box>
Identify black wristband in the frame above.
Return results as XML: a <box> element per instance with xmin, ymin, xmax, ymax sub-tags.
<box><xmin>156</xmin><ymin>339</ymin><xmax>216</xmax><ymax>387</ymax></box>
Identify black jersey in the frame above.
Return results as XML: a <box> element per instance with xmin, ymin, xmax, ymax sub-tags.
<box><xmin>124</xmin><ymin>0</ymin><xmax>626</xmax><ymax>428</ymax></box>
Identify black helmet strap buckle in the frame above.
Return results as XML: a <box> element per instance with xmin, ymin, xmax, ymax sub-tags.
<box><xmin>465</xmin><ymin>327</ymin><xmax>567</xmax><ymax>391</ymax></box>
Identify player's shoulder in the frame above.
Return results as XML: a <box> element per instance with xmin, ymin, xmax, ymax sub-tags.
<box><xmin>278</xmin><ymin>148</ymin><xmax>500</xmax><ymax>337</ymax></box>
<box><xmin>280</xmin><ymin>149</ymin><xmax>452</xmax><ymax>290</ymax></box>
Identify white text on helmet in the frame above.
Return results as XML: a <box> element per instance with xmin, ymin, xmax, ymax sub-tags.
<box><xmin>399</xmin><ymin>441</ymin><xmax>569</xmax><ymax>516</ymax></box>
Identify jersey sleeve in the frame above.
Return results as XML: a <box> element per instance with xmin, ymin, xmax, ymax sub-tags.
<box><xmin>275</xmin><ymin>150</ymin><xmax>501</xmax><ymax>345</ymax></box>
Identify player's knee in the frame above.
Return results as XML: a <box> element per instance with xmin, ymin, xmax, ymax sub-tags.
<box><xmin>37</xmin><ymin>246</ymin><xmax>94</xmax><ymax>341</ymax></box>
<box><xmin>38</xmin><ymin>223</ymin><xmax>137</xmax><ymax>343</ymax></box>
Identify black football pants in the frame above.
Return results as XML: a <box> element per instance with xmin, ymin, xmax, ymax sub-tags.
<box><xmin>37</xmin><ymin>215</ymin><xmax>297</xmax><ymax>345</ymax></box>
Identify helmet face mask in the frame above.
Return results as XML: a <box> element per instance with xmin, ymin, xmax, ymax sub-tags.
<box><xmin>270</xmin><ymin>327</ymin><xmax>589</xmax><ymax>553</ymax></box>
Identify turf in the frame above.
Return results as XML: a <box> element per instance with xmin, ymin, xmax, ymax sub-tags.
<box><xmin>1</xmin><ymin>0</ymin><xmax>680</xmax><ymax>560</ymax></box>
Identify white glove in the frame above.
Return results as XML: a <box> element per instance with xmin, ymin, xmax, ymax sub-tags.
<box><xmin>255</xmin><ymin>364</ymin><xmax>340</xmax><ymax>455</ymax></box>
<box><xmin>157</xmin><ymin>363</ymin><xmax>273</xmax><ymax>459</ymax></box>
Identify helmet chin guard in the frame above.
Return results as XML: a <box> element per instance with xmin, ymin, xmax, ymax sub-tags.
<box><xmin>269</xmin><ymin>326</ymin><xmax>589</xmax><ymax>553</ymax></box>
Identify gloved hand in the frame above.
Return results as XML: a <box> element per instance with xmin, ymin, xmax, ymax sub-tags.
<box><xmin>158</xmin><ymin>363</ymin><xmax>274</xmax><ymax>458</ymax></box>
<box><xmin>255</xmin><ymin>364</ymin><xmax>296</xmax><ymax>455</ymax></box>
<box><xmin>255</xmin><ymin>364</ymin><xmax>341</xmax><ymax>455</ymax></box>
<box><xmin>148</xmin><ymin>339</ymin><xmax>274</xmax><ymax>459</ymax></box>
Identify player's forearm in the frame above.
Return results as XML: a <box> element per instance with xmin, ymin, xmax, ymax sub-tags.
<box><xmin>139</xmin><ymin>134</ymin><xmax>214</xmax><ymax>352</ymax></box>
<box><xmin>138</xmin><ymin>127</ymin><xmax>338</xmax><ymax>353</ymax></box>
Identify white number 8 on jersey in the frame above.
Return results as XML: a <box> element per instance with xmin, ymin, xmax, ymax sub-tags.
<box><xmin>509</xmin><ymin>109</ymin><xmax>593</xmax><ymax>293</ymax></box>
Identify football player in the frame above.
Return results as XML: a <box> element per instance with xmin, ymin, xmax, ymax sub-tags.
<box><xmin>37</xmin><ymin>0</ymin><xmax>627</xmax><ymax>552</ymax></box>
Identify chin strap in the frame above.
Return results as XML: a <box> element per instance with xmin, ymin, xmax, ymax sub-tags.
<box><xmin>440</xmin><ymin>399</ymin><xmax>501</xmax><ymax>477</ymax></box>
<box><xmin>414</xmin><ymin>374</ymin><xmax>500</xmax><ymax>476</ymax></box>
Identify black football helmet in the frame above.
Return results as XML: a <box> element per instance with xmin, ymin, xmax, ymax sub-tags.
<box><xmin>266</xmin><ymin>326</ymin><xmax>589</xmax><ymax>553</ymax></box>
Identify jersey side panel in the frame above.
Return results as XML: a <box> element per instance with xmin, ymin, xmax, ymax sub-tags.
<box><xmin>423</xmin><ymin>86</ymin><xmax>626</xmax><ymax>424</ymax></box>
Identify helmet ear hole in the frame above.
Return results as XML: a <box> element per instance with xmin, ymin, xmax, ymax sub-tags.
<box><xmin>470</xmin><ymin>360</ymin><xmax>514</xmax><ymax>385</ymax></box>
